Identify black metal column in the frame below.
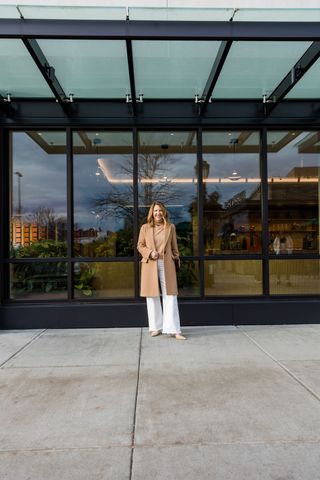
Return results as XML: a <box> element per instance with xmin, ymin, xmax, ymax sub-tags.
<box><xmin>0</xmin><ymin>127</ymin><xmax>4</xmax><ymax>308</ymax></box>
<box><xmin>260</xmin><ymin>128</ymin><xmax>269</xmax><ymax>295</ymax></box>
<box><xmin>197</xmin><ymin>127</ymin><xmax>204</xmax><ymax>298</ymax></box>
<box><xmin>133</xmin><ymin>127</ymin><xmax>140</xmax><ymax>299</ymax></box>
<box><xmin>66</xmin><ymin>127</ymin><xmax>74</xmax><ymax>300</ymax></box>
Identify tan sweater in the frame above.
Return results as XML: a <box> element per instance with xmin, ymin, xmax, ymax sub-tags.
<box><xmin>153</xmin><ymin>224</ymin><xmax>165</xmax><ymax>259</ymax></box>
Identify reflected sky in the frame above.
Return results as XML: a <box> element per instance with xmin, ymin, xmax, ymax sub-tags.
<box><xmin>268</xmin><ymin>131</ymin><xmax>320</xmax><ymax>176</ymax></box>
<box><xmin>74</xmin><ymin>153</ymin><xmax>133</xmax><ymax>230</ymax></box>
<box><xmin>11</xmin><ymin>130</ymin><xmax>319</xmax><ymax>231</ymax></box>
<box><xmin>12</xmin><ymin>132</ymin><xmax>67</xmax><ymax>218</ymax></box>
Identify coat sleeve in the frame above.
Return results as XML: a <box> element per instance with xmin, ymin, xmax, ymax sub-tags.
<box><xmin>171</xmin><ymin>224</ymin><xmax>180</xmax><ymax>259</ymax></box>
<box><xmin>137</xmin><ymin>225</ymin><xmax>153</xmax><ymax>262</ymax></box>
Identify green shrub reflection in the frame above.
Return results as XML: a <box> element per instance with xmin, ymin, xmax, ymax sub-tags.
<box><xmin>12</xmin><ymin>240</ymin><xmax>67</xmax><ymax>258</ymax></box>
<box><xmin>12</xmin><ymin>262</ymin><xmax>67</xmax><ymax>296</ymax></box>
<box><xmin>74</xmin><ymin>228</ymin><xmax>134</xmax><ymax>257</ymax></box>
<box><xmin>74</xmin><ymin>264</ymin><xmax>97</xmax><ymax>297</ymax></box>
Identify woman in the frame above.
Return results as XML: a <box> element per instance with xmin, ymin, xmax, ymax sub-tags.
<box><xmin>137</xmin><ymin>201</ymin><xmax>186</xmax><ymax>340</ymax></box>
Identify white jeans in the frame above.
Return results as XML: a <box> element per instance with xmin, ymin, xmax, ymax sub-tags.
<box><xmin>146</xmin><ymin>259</ymin><xmax>181</xmax><ymax>334</ymax></box>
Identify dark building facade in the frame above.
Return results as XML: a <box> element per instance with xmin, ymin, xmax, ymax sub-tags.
<box><xmin>0</xmin><ymin>11</ymin><xmax>320</xmax><ymax>328</ymax></box>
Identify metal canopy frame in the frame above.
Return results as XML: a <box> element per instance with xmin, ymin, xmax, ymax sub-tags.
<box><xmin>0</xmin><ymin>18</ymin><xmax>320</xmax><ymax>126</ymax></box>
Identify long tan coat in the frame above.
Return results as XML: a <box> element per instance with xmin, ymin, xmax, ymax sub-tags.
<box><xmin>137</xmin><ymin>222</ymin><xmax>180</xmax><ymax>297</ymax></box>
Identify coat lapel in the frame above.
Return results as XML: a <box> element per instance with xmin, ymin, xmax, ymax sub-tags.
<box><xmin>164</xmin><ymin>224</ymin><xmax>171</xmax><ymax>248</ymax></box>
<box><xmin>146</xmin><ymin>224</ymin><xmax>156</xmax><ymax>251</ymax></box>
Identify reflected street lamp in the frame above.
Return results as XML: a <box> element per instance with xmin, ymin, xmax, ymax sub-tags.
<box><xmin>14</xmin><ymin>171</ymin><xmax>23</xmax><ymax>218</ymax></box>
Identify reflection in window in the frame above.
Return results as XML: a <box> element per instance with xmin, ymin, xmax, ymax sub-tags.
<box><xmin>74</xmin><ymin>262</ymin><xmax>134</xmax><ymax>298</ymax></box>
<box><xmin>73</xmin><ymin>131</ymin><xmax>133</xmax><ymax>257</ymax></box>
<box><xmin>202</xmin><ymin>131</ymin><xmax>261</xmax><ymax>255</ymax></box>
<box><xmin>138</xmin><ymin>131</ymin><xmax>198</xmax><ymax>256</ymax></box>
<box><xmin>10</xmin><ymin>262</ymin><xmax>67</xmax><ymax>300</ymax></box>
<box><xmin>204</xmin><ymin>260</ymin><xmax>262</xmax><ymax>296</ymax></box>
<box><xmin>177</xmin><ymin>260</ymin><xmax>200</xmax><ymax>297</ymax></box>
<box><xmin>268</xmin><ymin>131</ymin><xmax>320</xmax><ymax>254</ymax></box>
<box><xmin>10</xmin><ymin>131</ymin><xmax>67</xmax><ymax>258</ymax></box>
<box><xmin>270</xmin><ymin>259</ymin><xmax>320</xmax><ymax>295</ymax></box>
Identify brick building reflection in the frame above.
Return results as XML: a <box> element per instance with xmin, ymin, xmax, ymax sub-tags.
<box><xmin>11</xmin><ymin>219</ymin><xmax>67</xmax><ymax>247</ymax></box>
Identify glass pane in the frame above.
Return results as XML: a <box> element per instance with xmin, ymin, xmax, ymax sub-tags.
<box><xmin>10</xmin><ymin>131</ymin><xmax>67</xmax><ymax>258</ymax></box>
<box><xmin>177</xmin><ymin>260</ymin><xmax>200</xmax><ymax>297</ymax></box>
<box><xmin>270</xmin><ymin>259</ymin><xmax>320</xmax><ymax>295</ymax></box>
<box><xmin>21</xmin><ymin>6</ymin><xmax>126</xmax><ymax>20</ymax></box>
<box><xmin>74</xmin><ymin>262</ymin><xmax>134</xmax><ymax>298</ymax></box>
<box><xmin>286</xmin><ymin>58</ymin><xmax>320</xmax><ymax>99</ymax></box>
<box><xmin>10</xmin><ymin>262</ymin><xmax>67</xmax><ymax>300</ymax></box>
<box><xmin>138</xmin><ymin>131</ymin><xmax>198</xmax><ymax>256</ymax></box>
<box><xmin>204</xmin><ymin>260</ymin><xmax>262</xmax><ymax>296</ymax></box>
<box><xmin>233</xmin><ymin>8</ymin><xmax>320</xmax><ymax>22</ymax></box>
<box><xmin>213</xmin><ymin>41</ymin><xmax>312</xmax><ymax>99</ymax></box>
<box><xmin>38</xmin><ymin>40</ymin><xmax>130</xmax><ymax>99</ymax></box>
<box><xmin>268</xmin><ymin>131</ymin><xmax>319</xmax><ymax>254</ymax></box>
<box><xmin>73</xmin><ymin>131</ymin><xmax>133</xmax><ymax>257</ymax></box>
<box><xmin>202</xmin><ymin>131</ymin><xmax>261</xmax><ymax>255</ymax></box>
<box><xmin>0</xmin><ymin>6</ymin><xmax>20</xmax><ymax>18</ymax></box>
<box><xmin>129</xmin><ymin>7</ymin><xmax>233</xmax><ymax>21</ymax></box>
<box><xmin>0</xmin><ymin>40</ymin><xmax>54</xmax><ymax>98</ymax></box>
<box><xmin>133</xmin><ymin>41</ymin><xmax>222</xmax><ymax>99</ymax></box>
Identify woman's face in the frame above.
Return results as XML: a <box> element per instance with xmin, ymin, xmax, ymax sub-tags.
<box><xmin>153</xmin><ymin>204</ymin><xmax>164</xmax><ymax>222</ymax></box>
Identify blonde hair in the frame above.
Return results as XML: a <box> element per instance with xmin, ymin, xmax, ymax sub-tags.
<box><xmin>147</xmin><ymin>201</ymin><xmax>169</xmax><ymax>227</ymax></box>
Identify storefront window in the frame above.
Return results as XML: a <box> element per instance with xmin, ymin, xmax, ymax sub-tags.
<box><xmin>10</xmin><ymin>131</ymin><xmax>67</xmax><ymax>258</ymax></box>
<box><xmin>73</xmin><ymin>131</ymin><xmax>134</xmax><ymax>257</ymax></box>
<box><xmin>202</xmin><ymin>131</ymin><xmax>261</xmax><ymax>255</ymax></box>
<box><xmin>138</xmin><ymin>130</ymin><xmax>198</xmax><ymax>256</ymax></box>
<box><xmin>268</xmin><ymin>131</ymin><xmax>320</xmax><ymax>254</ymax></box>
<box><xmin>270</xmin><ymin>259</ymin><xmax>320</xmax><ymax>295</ymax></box>
<box><xmin>177</xmin><ymin>260</ymin><xmax>200</xmax><ymax>297</ymax></box>
<box><xmin>204</xmin><ymin>260</ymin><xmax>262</xmax><ymax>296</ymax></box>
<box><xmin>74</xmin><ymin>261</ymin><xmax>134</xmax><ymax>298</ymax></box>
<box><xmin>10</xmin><ymin>262</ymin><xmax>67</xmax><ymax>300</ymax></box>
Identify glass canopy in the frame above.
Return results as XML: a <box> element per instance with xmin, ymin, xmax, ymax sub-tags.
<box><xmin>286</xmin><ymin>58</ymin><xmax>320</xmax><ymax>99</ymax></box>
<box><xmin>10</xmin><ymin>6</ymin><xmax>127</xmax><ymax>20</ymax></box>
<box><xmin>37</xmin><ymin>40</ymin><xmax>130</xmax><ymax>99</ymax></box>
<box><xmin>213</xmin><ymin>41</ymin><xmax>312</xmax><ymax>99</ymax></box>
<box><xmin>0</xmin><ymin>40</ymin><xmax>54</xmax><ymax>98</ymax></box>
<box><xmin>2</xmin><ymin>6</ymin><xmax>320</xmax><ymax>22</ymax></box>
<box><xmin>129</xmin><ymin>8</ymin><xmax>233</xmax><ymax>21</ymax></box>
<box><xmin>132</xmin><ymin>41</ymin><xmax>222</xmax><ymax>99</ymax></box>
<box><xmin>0</xmin><ymin>10</ymin><xmax>319</xmax><ymax>114</ymax></box>
<box><xmin>233</xmin><ymin>8</ymin><xmax>320</xmax><ymax>22</ymax></box>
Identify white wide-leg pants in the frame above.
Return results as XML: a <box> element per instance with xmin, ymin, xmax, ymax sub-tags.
<box><xmin>146</xmin><ymin>259</ymin><xmax>181</xmax><ymax>334</ymax></box>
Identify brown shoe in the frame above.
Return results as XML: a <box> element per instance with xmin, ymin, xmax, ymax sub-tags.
<box><xmin>175</xmin><ymin>334</ymin><xmax>186</xmax><ymax>340</ymax></box>
<box><xmin>151</xmin><ymin>330</ymin><xmax>161</xmax><ymax>337</ymax></box>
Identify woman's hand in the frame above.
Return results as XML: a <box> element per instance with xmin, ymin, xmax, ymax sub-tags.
<box><xmin>151</xmin><ymin>250</ymin><xmax>159</xmax><ymax>260</ymax></box>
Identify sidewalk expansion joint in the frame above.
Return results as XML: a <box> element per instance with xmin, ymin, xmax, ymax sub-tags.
<box><xmin>0</xmin><ymin>445</ymin><xmax>132</xmax><ymax>454</ymax></box>
<box><xmin>129</xmin><ymin>327</ymin><xmax>143</xmax><ymax>480</ymax></box>
<box><xmin>1</xmin><ymin>439</ymin><xmax>320</xmax><ymax>455</ymax></box>
<box><xmin>0</xmin><ymin>329</ymin><xmax>47</xmax><ymax>369</ymax></box>
<box><xmin>237</xmin><ymin>326</ymin><xmax>320</xmax><ymax>404</ymax></box>
<box><xmin>130</xmin><ymin>438</ymin><xmax>320</xmax><ymax>449</ymax></box>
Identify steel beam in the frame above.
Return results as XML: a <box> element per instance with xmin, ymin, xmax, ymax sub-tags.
<box><xmin>0</xmin><ymin>94</ymin><xmax>16</xmax><ymax>117</ymax></box>
<box><xmin>1</xmin><ymin>19</ymin><xmax>320</xmax><ymax>40</ymax></box>
<box><xmin>199</xmin><ymin>40</ymin><xmax>232</xmax><ymax>116</ymax></box>
<box><xmin>0</xmin><ymin>99</ymin><xmax>319</xmax><ymax>127</ymax></box>
<box><xmin>125</xmin><ymin>39</ymin><xmax>137</xmax><ymax>116</ymax></box>
<box><xmin>266</xmin><ymin>41</ymin><xmax>320</xmax><ymax>116</ymax></box>
<box><xmin>22</xmin><ymin>38</ymin><xmax>73</xmax><ymax>116</ymax></box>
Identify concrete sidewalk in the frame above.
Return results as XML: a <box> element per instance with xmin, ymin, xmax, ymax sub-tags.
<box><xmin>0</xmin><ymin>325</ymin><xmax>320</xmax><ymax>479</ymax></box>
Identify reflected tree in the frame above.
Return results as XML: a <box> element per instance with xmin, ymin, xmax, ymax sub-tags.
<box><xmin>91</xmin><ymin>152</ymin><xmax>180</xmax><ymax>256</ymax></box>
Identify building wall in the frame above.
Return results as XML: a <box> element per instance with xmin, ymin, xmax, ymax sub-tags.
<box><xmin>2</xmin><ymin>0</ymin><xmax>320</xmax><ymax>9</ymax></box>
